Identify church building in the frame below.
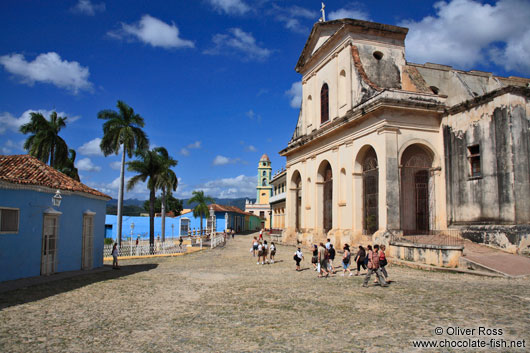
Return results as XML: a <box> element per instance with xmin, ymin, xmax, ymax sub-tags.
<box><xmin>280</xmin><ymin>18</ymin><xmax>530</xmax><ymax>254</ymax></box>
<box><xmin>245</xmin><ymin>154</ymin><xmax>273</xmax><ymax>229</ymax></box>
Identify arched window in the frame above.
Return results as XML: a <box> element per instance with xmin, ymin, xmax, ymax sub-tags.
<box><xmin>262</xmin><ymin>178</ymin><xmax>267</xmax><ymax>186</ymax></box>
<box><xmin>321</xmin><ymin>83</ymin><xmax>329</xmax><ymax>124</ymax></box>
<box><xmin>262</xmin><ymin>171</ymin><xmax>266</xmax><ymax>176</ymax></box>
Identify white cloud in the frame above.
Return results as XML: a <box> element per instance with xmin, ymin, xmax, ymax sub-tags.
<box><xmin>77</xmin><ymin>157</ymin><xmax>101</xmax><ymax>172</ymax></box>
<box><xmin>270</xmin><ymin>4</ymin><xmax>317</xmax><ymax>33</ymax></box>
<box><xmin>285</xmin><ymin>81</ymin><xmax>302</xmax><ymax>108</ymax></box>
<box><xmin>87</xmin><ymin>176</ymin><xmax>148</xmax><ymax>199</ymax></box>
<box><xmin>246</xmin><ymin>145</ymin><xmax>257</xmax><ymax>152</ymax></box>
<box><xmin>110</xmin><ymin>161</ymin><xmax>122</xmax><ymax>170</ymax></box>
<box><xmin>0</xmin><ymin>109</ymin><xmax>78</xmax><ymax>135</ymax></box>
<box><xmin>0</xmin><ymin>52</ymin><xmax>92</xmax><ymax>93</ymax></box>
<box><xmin>204</xmin><ymin>28</ymin><xmax>271</xmax><ymax>61</ymax></box>
<box><xmin>71</xmin><ymin>0</ymin><xmax>105</xmax><ymax>16</ymax></box>
<box><xmin>180</xmin><ymin>140</ymin><xmax>202</xmax><ymax>156</ymax></box>
<box><xmin>208</xmin><ymin>0</ymin><xmax>250</xmax><ymax>15</ymax></box>
<box><xmin>78</xmin><ymin>137</ymin><xmax>103</xmax><ymax>156</ymax></box>
<box><xmin>400</xmin><ymin>0</ymin><xmax>530</xmax><ymax>75</ymax></box>
<box><xmin>245</xmin><ymin>109</ymin><xmax>262</xmax><ymax>122</ymax></box>
<box><xmin>328</xmin><ymin>5</ymin><xmax>370</xmax><ymax>21</ymax></box>
<box><xmin>0</xmin><ymin>140</ymin><xmax>21</xmax><ymax>154</ymax></box>
<box><xmin>196</xmin><ymin>174</ymin><xmax>257</xmax><ymax>198</ymax></box>
<box><xmin>109</xmin><ymin>14</ymin><xmax>194</xmax><ymax>49</ymax></box>
<box><xmin>212</xmin><ymin>155</ymin><xmax>243</xmax><ymax>166</ymax></box>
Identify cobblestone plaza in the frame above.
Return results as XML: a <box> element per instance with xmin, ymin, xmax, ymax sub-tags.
<box><xmin>1</xmin><ymin>234</ymin><xmax>529</xmax><ymax>352</ymax></box>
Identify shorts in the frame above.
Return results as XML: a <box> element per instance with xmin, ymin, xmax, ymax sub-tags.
<box><xmin>342</xmin><ymin>261</ymin><xmax>350</xmax><ymax>270</ymax></box>
<box><xmin>271</xmin><ymin>250</ymin><xmax>276</xmax><ymax>256</ymax></box>
<box><xmin>320</xmin><ymin>260</ymin><xmax>327</xmax><ymax>269</ymax></box>
<box><xmin>258</xmin><ymin>251</ymin><xmax>263</xmax><ymax>256</ymax></box>
<box><xmin>253</xmin><ymin>245</ymin><xmax>258</xmax><ymax>250</ymax></box>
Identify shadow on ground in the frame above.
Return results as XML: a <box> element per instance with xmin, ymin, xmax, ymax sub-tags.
<box><xmin>0</xmin><ymin>264</ymin><xmax>157</xmax><ymax>310</ymax></box>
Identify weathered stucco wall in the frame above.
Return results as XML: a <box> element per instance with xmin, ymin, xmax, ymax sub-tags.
<box><xmin>443</xmin><ymin>93</ymin><xmax>530</xmax><ymax>252</ymax></box>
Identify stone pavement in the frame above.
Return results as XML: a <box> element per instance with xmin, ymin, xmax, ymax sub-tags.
<box><xmin>463</xmin><ymin>240</ymin><xmax>530</xmax><ymax>277</ymax></box>
<box><xmin>1</xmin><ymin>233</ymin><xmax>529</xmax><ymax>352</ymax></box>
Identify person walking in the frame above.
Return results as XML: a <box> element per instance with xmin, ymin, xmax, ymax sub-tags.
<box><xmin>270</xmin><ymin>242</ymin><xmax>276</xmax><ymax>263</ymax></box>
<box><xmin>259</xmin><ymin>229</ymin><xmax>263</xmax><ymax>241</ymax></box>
<box><xmin>354</xmin><ymin>245</ymin><xmax>367</xmax><ymax>276</ymax></box>
<box><xmin>362</xmin><ymin>244</ymin><xmax>388</xmax><ymax>287</ymax></box>
<box><xmin>112</xmin><ymin>243</ymin><xmax>119</xmax><ymax>269</ymax></box>
<box><xmin>328</xmin><ymin>244</ymin><xmax>336</xmax><ymax>273</ymax></box>
<box><xmin>380</xmin><ymin>244</ymin><xmax>389</xmax><ymax>281</ymax></box>
<box><xmin>311</xmin><ymin>244</ymin><xmax>318</xmax><ymax>271</ymax></box>
<box><xmin>257</xmin><ymin>241</ymin><xmax>264</xmax><ymax>265</ymax></box>
<box><xmin>252</xmin><ymin>237</ymin><xmax>258</xmax><ymax>257</ymax></box>
<box><xmin>294</xmin><ymin>247</ymin><xmax>304</xmax><ymax>271</ymax></box>
<box><xmin>231</xmin><ymin>229</ymin><xmax>235</xmax><ymax>239</ymax></box>
<box><xmin>318</xmin><ymin>242</ymin><xmax>329</xmax><ymax>278</ymax></box>
<box><xmin>261</xmin><ymin>240</ymin><xmax>269</xmax><ymax>265</ymax></box>
<box><xmin>342</xmin><ymin>244</ymin><xmax>353</xmax><ymax>276</ymax></box>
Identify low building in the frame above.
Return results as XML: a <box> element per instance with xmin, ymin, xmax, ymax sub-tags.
<box><xmin>269</xmin><ymin>168</ymin><xmax>286</xmax><ymax>229</ymax></box>
<box><xmin>0</xmin><ymin>155</ymin><xmax>111</xmax><ymax>282</ymax></box>
<box><xmin>105</xmin><ymin>204</ymin><xmax>261</xmax><ymax>239</ymax></box>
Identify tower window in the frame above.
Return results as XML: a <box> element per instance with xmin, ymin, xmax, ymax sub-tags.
<box><xmin>262</xmin><ymin>171</ymin><xmax>266</xmax><ymax>176</ymax></box>
<box><xmin>262</xmin><ymin>178</ymin><xmax>267</xmax><ymax>186</ymax></box>
<box><xmin>373</xmin><ymin>51</ymin><xmax>384</xmax><ymax>60</ymax></box>
<box><xmin>321</xmin><ymin>83</ymin><xmax>329</xmax><ymax>124</ymax></box>
<box><xmin>467</xmin><ymin>145</ymin><xmax>481</xmax><ymax>178</ymax></box>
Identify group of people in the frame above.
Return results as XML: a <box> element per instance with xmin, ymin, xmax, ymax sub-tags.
<box><xmin>251</xmin><ymin>236</ymin><xmax>277</xmax><ymax>265</ymax></box>
<box><xmin>294</xmin><ymin>239</ymin><xmax>390</xmax><ymax>287</ymax></box>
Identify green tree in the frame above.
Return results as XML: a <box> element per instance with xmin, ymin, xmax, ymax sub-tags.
<box><xmin>58</xmin><ymin>149</ymin><xmax>80</xmax><ymax>181</ymax></box>
<box><xmin>126</xmin><ymin>148</ymin><xmax>165</xmax><ymax>248</ymax></box>
<box><xmin>188</xmin><ymin>190</ymin><xmax>215</xmax><ymax>234</ymax></box>
<box><xmin>154</xmin><ymin>148</ymin><xmax>178</xmax><ymax>242</ymax></box>
<box><xmin>20</xmin><ymin>111</ymin><xmax>69</xmax><ymax>168</ymax></box>
<box><xmin>98</xmin><ymin>100</ymin><xmax>148</xmax><ymax>246</ymax></box>
<box><xmin>143</xmin><ymin>195</ymin><xmax>183</xmax><ymax>215</ymax></box>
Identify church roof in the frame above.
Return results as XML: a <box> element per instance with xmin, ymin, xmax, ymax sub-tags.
<box><xmin>0</xmin><ymin>154</ymin><xmax>111</xmax><ymax>199</ymax></box>
<box><xmin>260</xmin><ymin>154</ymin><xmax>270</xmax><ymax>162</ymax></box>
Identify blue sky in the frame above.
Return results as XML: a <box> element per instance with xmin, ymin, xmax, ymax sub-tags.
<box><xmin>1</xmin><ymin>0</ymin><xmax>529</xmax><ymax>200</ymax></box>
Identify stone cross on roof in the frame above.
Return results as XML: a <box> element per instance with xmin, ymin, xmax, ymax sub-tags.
<box><xmin>320</xmin><ymin>2</ymin><xmax>326</xmax><ymax>22</ymax></box>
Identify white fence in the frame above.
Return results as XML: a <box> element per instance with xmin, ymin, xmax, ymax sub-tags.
<box><xmin>104</xmin><ymin>241</ymin><xmax>188</xmax><ymax>257</ymax></box>
<box><xmin>211</xmin><ymin>233</ymin><xmax>226</xmax><ymax>249</ymax></box>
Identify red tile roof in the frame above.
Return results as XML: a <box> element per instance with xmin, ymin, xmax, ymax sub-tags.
<box><xmin>0</xmin><ymin>154</ymin><xmax>111</xmax><ymax>199</ymax></box>
<box><xmin>209</xmin><ymin>204</ymin><xmax>257</xmax><ymax>217</ymax></box>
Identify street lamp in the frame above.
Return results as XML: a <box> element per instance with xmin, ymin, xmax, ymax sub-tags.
<box><xmin>130</xmin><ymin>222</ymin><xmax>135</xmax><ymax>256</ymax></box>
<box><xmin>52</xmin><ymin>190</ymin><xmax>62</xmax><ymax>207</ymax></box>
<box><xmin>209</xmin><ymin>205</ymin><xmax>215</xmax><ymax>238</ymax></box>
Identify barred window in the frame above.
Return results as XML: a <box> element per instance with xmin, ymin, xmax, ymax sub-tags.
<box><xmin>321</xmin><ymin>83</ymin><xmax>329</xmax><ymax>124</ymax></box>
<box><xmin>0</xmin><ymin>208</ymin><xmax>19</xmax><ymax>233</ymax></box>
<box><xmin>468</xmin><ymin>145</ymin><xmax>481</xmax><ymax>178</ymax></box>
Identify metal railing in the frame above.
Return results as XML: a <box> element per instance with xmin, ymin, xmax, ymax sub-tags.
<box><xmin>104</xmin><ymin>241</ymin><xmax>188</xmax><ymax>257</ymax></box>
<box><xmin>389</xmin><ymin>229</ymin><xmax>464</xmax><ymax>247</ymax></box>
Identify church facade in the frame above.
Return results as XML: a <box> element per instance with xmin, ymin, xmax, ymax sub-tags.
<box><xmin>280</xmin><ymin>18</ymin><xmax>530</xmax><ymax>254</ymax></box>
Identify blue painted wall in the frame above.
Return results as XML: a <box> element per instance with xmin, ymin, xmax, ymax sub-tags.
<box><xmin>105</xmin><ymin>210</ymin><xmax>261</xmax><ymax>239</ymax></box>
<box><xmin>0</xmin><ymin>188</ymin><xmax>107</xmax><ymax>283</ymax></box>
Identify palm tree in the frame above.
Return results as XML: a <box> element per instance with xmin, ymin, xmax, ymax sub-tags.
<box><xmin>154</xmin><ymin>148</ymin><xmax>178</xmax><ymax>242</ymax></box>
<box><xmin>98</xmin><ymin>100</ymin><xmax>148</xmax><ymax>246</ymax></box>
<box><xmin>58</xmin><ymin>149</ymin><xmax>80</xmax><ymax>181</ymax></box>
<box><xmin>20</xmin><ymin>111</ymin><xmax>69</xmax><ymax>168</ymax></box>
<box><xmin>188</xmin><ymin>190</ymin><xmax>215</xmax><ymax>235</ymax></box>
<box><xmin>126</xmin><ymin>148</ymin><xmax>165</xmax><ymax>248</ymax></box>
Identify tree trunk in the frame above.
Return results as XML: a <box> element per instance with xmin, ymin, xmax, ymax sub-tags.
<box><xmin>149</xmin><ymin>186</ymin><xmax>155</xmax><ymax>252</ymax></box>
<box><xmin>161</xmin><ymin>187</ymin><xmax>166</xmax><ymax>242</ymax></box>
<box><xmin>116</xmin><ymin>146</ymin><xmax>126</xmax><ymax>246</ymax></box>
<box><xmin>200</xmin><ymin>214</ymin><xmax>203</xmax><ymax>235</ymax></box>
<box><xmin>50</xmin><ymin>144</ymin><xmax>55</xmax><ymax>168</ymax></box>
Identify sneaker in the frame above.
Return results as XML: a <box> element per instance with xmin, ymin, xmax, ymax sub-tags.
<box><xmin>257</xmin><ymin>262</ymin><xmax>259</xmax><ymax>265</ymax></box>
<box><xmin>349</xmin><ymin>273</ymin><xmax>353</xmax><ymax>277</ymax></box>
<box><xmin>341</xmin><ymin>273</ymin><xmax>345</xmax><ymax>277</ymax></box>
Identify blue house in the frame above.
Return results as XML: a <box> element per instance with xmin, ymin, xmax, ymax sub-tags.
<box><xmin>105</xmin><ymin>204</ymin><xmax>262</xmax><ymax>240</ymax></box>
<box><xmin>0</xmin><ymin>155</ymin><xmax>111</xmax><ymax>282</ymax></box>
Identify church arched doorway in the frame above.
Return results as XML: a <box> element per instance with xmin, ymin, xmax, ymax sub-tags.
<box><xmin>318</xmin><ymin>161</ymin><xmax>333</xmax><ymax>234</ymax></box>
<box><xmin>362</xmin><ymin>148</ymin><xmax>378</xmax><ymax>234</ymax></box>
<box><xmin>400</xmin><ymin>145</ymin><xmax>434</xmax><ymax>234</ymax></box>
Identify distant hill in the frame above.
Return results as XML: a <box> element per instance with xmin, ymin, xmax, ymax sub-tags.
<box><xmin>106</xmin><ymin>197</ymin><xmax>255</xmax><ymax>215</ymax></box>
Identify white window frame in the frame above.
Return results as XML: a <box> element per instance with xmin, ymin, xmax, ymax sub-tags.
<box><xmin>180</xmin><ymin>218</ymin><xmax>190</xmax><ymax>236</ymax></box>
<box><xmin>0</xmin><ymin>207</ymin><xmax>20</xmax><ymax>234</ymax></box>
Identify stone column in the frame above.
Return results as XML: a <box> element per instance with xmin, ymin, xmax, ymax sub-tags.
<box><xmin>377</xmin><ymin>126</ymin><xmax>400</xmax><ymax>231</ymax></box>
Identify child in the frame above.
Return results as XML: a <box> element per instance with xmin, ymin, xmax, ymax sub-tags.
<box><xmin>112</xmin><ymin>243</ymin><xmax>119</xmax><ymax>269</ymax></box>
<box><xmin>294</xmin><ymin>247</ymin><xmax>303</xmax><ymax>271</ymax></box>
<box><xmin>257</xmin><ymin>241</ymin><xmax>263</xmax><ymax>265</ymax></box>
<box><xmin>270</xmin><ymin>242</ymin><xmax>276</xmax><ymax>263</ymax></box>
<box><xmin>263</xmin><ymin>240</ymin><xmax>269</xmax><ymax>264</ymax></box>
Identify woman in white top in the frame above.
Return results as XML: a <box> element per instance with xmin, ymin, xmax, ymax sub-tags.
<box><xmin>294</xmin><ymin>248</ymin><xmax>303</xmax><ymax>271</ymax></box>
<box><xmin>269</xmin><ymin>242</ymin><xmax>276</xmax><ymax>264</ymax></box>
<box><xmin>257</xmin><ymin>242</ymin><xmax>264</xmax><ymax>265</ymax></box>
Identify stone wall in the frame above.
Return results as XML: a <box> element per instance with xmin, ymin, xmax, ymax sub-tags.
<box><xmin>388</xmin><ymin>242</ymin><xmax>464</xmax><ymax>268</ymax></box>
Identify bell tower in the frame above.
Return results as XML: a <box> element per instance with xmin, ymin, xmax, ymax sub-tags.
<box><xmin>257</xmin><ymin>154</ymin><xmax>272</xmax><ymax>204</ymax></box>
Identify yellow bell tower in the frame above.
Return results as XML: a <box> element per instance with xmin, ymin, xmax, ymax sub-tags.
<box><xmin>257</xmin><ymin>154</ymin><xmax>272</xmax><ymax>204</ymax></box>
